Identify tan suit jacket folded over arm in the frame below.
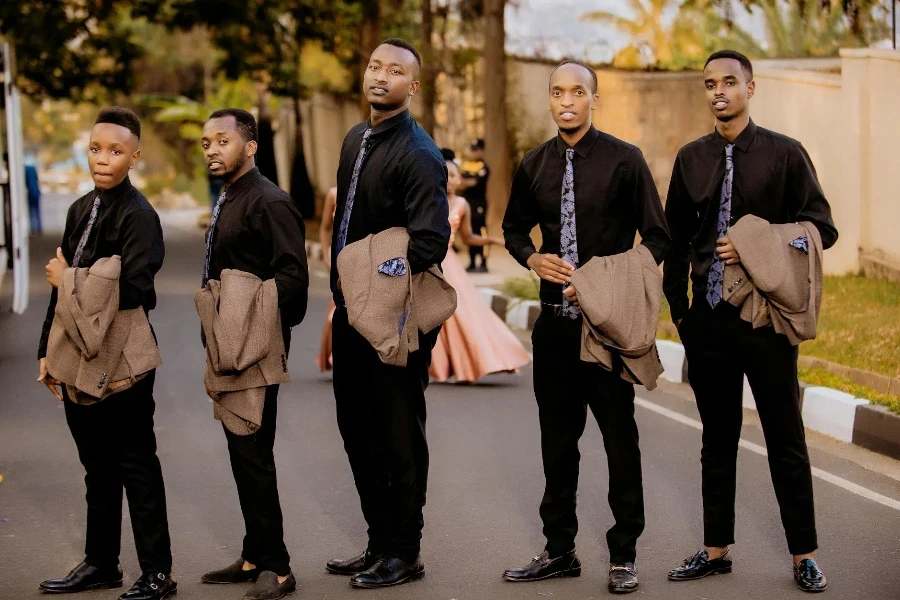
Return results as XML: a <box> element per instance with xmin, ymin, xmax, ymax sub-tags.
<box><xmin>570</xmin><ymin>244</ymin><xmax>664</xmax><ymax>391</ymax></box>
<box><xmin>337</xmin><ymin>227</ymin><xmax>457</xmax><ymax>368</ymax></box>
<box><xmin>46</xmin><ymin>256</ymin><xmax>162</xmax><ymax>405</ymax></box>
<box><xmin>195</xmin><ymin>269</ymin><xmax>289</xmax><ymax>436</ymax></box>
<box><xmin>721</xmin><ymin>215</ymin><xmax>823</xmax><ymax>346</ymax></box>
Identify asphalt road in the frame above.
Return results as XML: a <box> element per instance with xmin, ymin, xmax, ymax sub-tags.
<box><xmin>1</xmin><ymin>197</ymin><xmax>899</xmax><ymax>599</ymax></box>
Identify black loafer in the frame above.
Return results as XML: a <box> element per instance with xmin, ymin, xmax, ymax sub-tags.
<box><xmin>201</xmin><ymin>558</ymin><xmax>260</xmax><ymax>584</ymax></box>
<box><xmin>242</xmin><ymin>571</ymin><xmax>296</xmax><ymax>600</ymax></box>
<box><xmin>118</xmin><ymin>572</ymin><xmax>176</xmax><ymax>600</ymax></box>
<box><xmin>794</xmin><ymin>559</ymin><xmax>827</xmax><ymax>593</ymax></box>
<box><xmin>668</xmin><ymin>549</ymin><xmax>732</xmax><ymax>581</ymax></box>
<box><xmin>349</xmin><ymin>556</ymin><xmax>424</xmax><ymax>588</ymax></box>
<box><xmin>503</xmin><ymin>550</ymin><xmax>581</xmax><ymax>582</ymax></box>
<box><xmin>325</xmin><ymin>550</ymin><xmax>380</xmax><ymax>575</ymax></box>
<box><xmin>39</xmin><ymin>561</ymin><xmax>124</xmax><ymax>593</ymax></box>
<box><xmin>608</xmin><ymin>562</ymin><xmax>638</xmax><ymax>594</ymax></box>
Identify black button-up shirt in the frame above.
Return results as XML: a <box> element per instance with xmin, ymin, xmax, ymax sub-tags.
<box><xmin>38</xmin><ymin>177</ymin><xmax>164</xmax><ymax>359</ymax></box>
<box><xmin>208</xmin><ymin>167</ymin><xmax>309</xmax><ymax>328</ymax></box>
<box><xmin>662</xmin><ymin>120</ymin><xmax>839</xmax><ymax>323</ymax></box>
<box><xmin>503</xmin><ymin>125</ymin><xmax>671</xmax><ymax>305</ymax></box>
<box><xmin>331</xmin><ymin>110</ymin><xmax>450</xmax><ymax>302</ymax></box>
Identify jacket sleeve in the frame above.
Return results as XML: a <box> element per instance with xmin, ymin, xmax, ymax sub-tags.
<box><xmin>256</xmin><ymin>198</ymin><xmax>309</xmax><ymax>327</ymax></box>
<box><xmin>788</xmin><ymin>143</ymin><xmax>838</xmax><ymax>250</ymax></box>
<box><xmin>119</xmin><ymin>208</ymin><xmax>165</xmax><ymax>311</ymax></box>
<box><xmin>662</xmin><ymin>151</ymin><xmax>696</xmax><ymax>324</ymax></box>
<box><xmin>38</xmin><ymin>202</ymin><xmax>77</xmax><ymax>359</ymax></box>
<box><xmin>399</xmin><ymin>147</ymin><xmax>451</xmax><ymax>274</ymax></box>
<box><xmin>628</xmin><ymin>147</ymin><xmax>671</xmax><ymax>265</ymax></box>
<box><xmin>502</xmin><ymin>160</ymin><xmax>539</xmax><ymax>268</ymax></box>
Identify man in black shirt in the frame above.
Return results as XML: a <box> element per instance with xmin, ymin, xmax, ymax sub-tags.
<box><xmin>663</xmin><ymin>51</ymin><xmax>836</xmax><ymax>593</ymax></box>
<box><xmin>458</xmin><ymin>138</ymin><xmax>490</xmax><ymax>271</ymax></box>
<box><xmin>198</xmin><ymin>109</ymin><xmax>308</xmax><ymax>600</ymax></box>
<box><xmin>325</xmin><ymin>38</ymin><xmax>449</xmax><ymax>589</ymax></box>
<box><xmin>37</xmin><ymin>107</ymin><xmax>175</xmax><ymax>600</ymax></box>
<box><xmin>502</xmin><ymin>61</ymin><xmax>670</xmax><ymax>594</ymax></box>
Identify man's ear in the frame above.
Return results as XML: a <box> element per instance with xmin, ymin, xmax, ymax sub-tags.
<box><xmin>129</xmin><ymin>149</ymin><xmax>141</xmax><ymax>170</ymax></box>
<box><xmin>246</xmin><ymin>140</ymin><xmax>258</xmax><ymax>157</ymax></box>
<box><xmin>409</xmin><ymin>80</ymin><xmax>420</xmax><ymax>97</ymax></box>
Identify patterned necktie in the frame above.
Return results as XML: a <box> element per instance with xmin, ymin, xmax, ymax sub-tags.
<box><xmin>560</xmin><ymin>148</ymin><xmax>580</xmax><ymax>319</ymax></box>
<box><xmin>706</xmin><ymin>143</ymin><xmax>735</xmax><ymax>308</ymax></box>
<box><xmin>72</xmin><ymin>192</ymin><xmax>101</xmax><ymax>268</ymax></box>
<box><xmin>202</xmin><ymin>190</ymin><xmax>228</xmax><ymax>287</ymax></box>
<box><xmin>335</xmin><ymin>128</ymin><xmax>373</xmax><ymax>256</ymax></box>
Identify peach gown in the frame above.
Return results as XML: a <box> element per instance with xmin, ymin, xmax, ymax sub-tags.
<box><xmin>428</xmin><ymin>197</ymin><xmax>530</xmax><ymax>383</ymax></box>
<box><xmin>317</xmin><ymin>197</ymin><xmax>530</xmax><ymax>382</ymax></box>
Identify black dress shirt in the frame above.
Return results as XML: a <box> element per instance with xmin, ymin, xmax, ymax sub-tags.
<box><xmin>208</xmin><ymin>167</ymin><xmax>309</xmax><ymax>328</ymax></box>
<box><xmin>461</xmin><ymin>160</ymin><xmax>490</xmax><ymax>208</ymax></box>
<box><xmin>331</xmin><ymin>110</ymin><xmax>450</xmax><ymax>301</ymax></box>
<box><xmin>662</xmin><ymin>120</ymin><xmax>839</xmax><ymax>323</ymax></box>
<box><xmin>503</xmin><ymin>125</ymin><xmax>671</xmax><ymax>305</ymax></box>
<box><xmin>38</xmin><ymin>177</ymin><xmax>164</xmax><ymax>359</ymax></box>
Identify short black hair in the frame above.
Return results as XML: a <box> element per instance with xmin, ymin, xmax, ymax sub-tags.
<box><xmin>705</xmin><ymin>50</ymin><xmax>753</xmax><ymax>81</ymax></box>
<box><xmin>207</xmin><ymin>108</ymin><xmax>258</xmax><ymax>143</ymax></box>
<box><xmin>380</xmin><ymin>38</ymin><xmax>422</xmax><ymax>71</ymax></box>
<box><xmin>441</xmin><ymin>147</ymin><xmax>456</xmax><ymax>161</ymax></box>
<box><xmin>470</xmin><ymin>138</ymin><xmax>485</xmax><ymax>150</ymax></box>
<box><xmin>551</xmin><ymin>60</ymin><xmax>598</xmax><ymax>95</ymax></box>
<box><xmin>95</xmin><ymin>106</ymin><xmax>141</xmax><ymax>140</ymax></box>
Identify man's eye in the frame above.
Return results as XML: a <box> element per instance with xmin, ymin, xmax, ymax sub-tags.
<box><xmin>220</xmin><ymin>140</ymin><xmax>228</xmax><ymax>145</ymax></box>
<box><xmin>112</xmin><ymin>150</ymin><xmax>121</xmax><ymax>155</ymax></box>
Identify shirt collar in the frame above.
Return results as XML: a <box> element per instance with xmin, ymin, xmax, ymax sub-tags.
<box><xmin>95</xmin><ymin>176</ymin><xmax>132</xmax><ymax>206</ymax></box>
<box><xmin>713</xmin><ymin>118</ymin><xmax>758</xmax><ymax>153</ymax></box>
<box><xmin>555</xmin><ymin>125</ymin><xmax>600</xmax><ymax>159</ymax></box>
<box><xmin>223</xmin><ymin>167</ymin><xmax>262</xmax><ymax>202</ymax></box>
<box><xmin>367</xmin><ymin>109</ymin><xmax>412</xmax><ymax>136</ymax></box>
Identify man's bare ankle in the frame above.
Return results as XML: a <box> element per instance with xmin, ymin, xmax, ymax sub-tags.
<box><xmin>703</xmin><ymin>546</ymin><xmax>728</xmax><ymax>560</ymax></box>
<box><xmin>793</xmin><ymin>552</ymin><xmax>816</xmax><ymax>566</ymax></box>
<box><xmin>277</xmin><ymin>575</ymin><xmax>289</xmax><ymax>584</ymax></box>
<box><xmin>242</xmin><ymin>561</ymin><xmax>257</xmax><ymax>571</ymax></box>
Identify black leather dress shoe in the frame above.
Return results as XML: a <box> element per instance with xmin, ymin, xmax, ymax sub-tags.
<box><xmin>242</xmin><ymin>571</ymin><xmax>296</xmax><ymax>600</ymax></box>
<box><xmin>39</xmin><ymin>561</ymin><xmax>124</xmax><ymax>593</ymax></box>
<box><xmin>325</xmin><ymin>550</ymin><xmax>380</xmax><ymax>575</ymax></box>
<box><xmin>502</xmin><ymin>550</ymin><xmax>582</xmax><ymax>582</ymax></box>
<box><xmin>608</xmin><ymin>562</ymin><xmax>639</xmax><ymax>594</ymax></box>
<box><xmin>201</xmin><ymin>558</ymin><xmax>260</xmax><ymax>584</ymax></box>
<box><xmin>794</xmin><ymin>559</ymin><xmax>828</xmax><ymax>593</ymax></box>
<box><xmin>349</xmin><ymin>556</ymin><xmax>424</xmax><ymax>588</ymax></box>
<box><xmin>118</xmin><ymin>572</ymin><xmax>176</xmax><ymax>600</ymax></box>
<box><xmin>668</xmin><ymin>549</ymin><xmax>732</xmax><ymax>581</ymax></box>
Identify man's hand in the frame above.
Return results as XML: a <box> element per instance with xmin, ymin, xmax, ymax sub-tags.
<box><xmin>715</xmin><ymin>237</ymin><xmax>740</xmax><ymax>265</ymax></box>
<box><xmin>562</xmin><ymin>284</ymin><xmax>580</xmax><ymax>308</ymax></box>
<box><xmin>45</xmin><ymin>247</ymin><xmax>68</xmax><ymax>288</ymax></box>
<box><xmin>37</xmin><ymin>358</ymin><xmax>63</xmax><ymax>401</ymax></box>
<box><xmin>527</xmin><ymin>253</ymin><xmax>575</xmax><ymax>285</ymax></box>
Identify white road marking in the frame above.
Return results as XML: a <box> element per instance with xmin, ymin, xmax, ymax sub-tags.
<box><xmin>635</xmin><ymin>397</ymin><xmax>900</xmax><ymax>512</ymax></box>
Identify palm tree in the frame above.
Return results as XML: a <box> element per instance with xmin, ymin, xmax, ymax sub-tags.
<box><xmin>581</xmin><ymin>0</ymin><xmax>678</xmax><ymax>68</ymax></box>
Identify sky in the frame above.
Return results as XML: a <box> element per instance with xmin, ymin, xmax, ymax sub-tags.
<box><xmin>504</xmin><ymin>0</ymin><xmax>767</xmax><ymax>63</ymax></box>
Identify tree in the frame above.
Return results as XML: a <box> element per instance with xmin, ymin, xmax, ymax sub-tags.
<box><xmin>0</xmin><ymin>0</ymin><xmax>147</xmax><ymax>100</ymax></box>
<box><xmin>420</xmin><ymin>0</ymin><xmax>437</xmax><ymax>136</ymax></box>
<box><xmin>482</xmin><ymin>0</ymin><xmax>511</xmax><ymax>236</ymax></box>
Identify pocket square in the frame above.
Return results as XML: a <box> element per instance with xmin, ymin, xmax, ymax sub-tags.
<box><xmin>378</xmin><ymin>257</ymin><xmax>408</xmax><ymax>277</ymax></box>
<box><xmin>789</xmin><ymin>236</ymin><xmax>809</xmax><ymax>254</ymax></box>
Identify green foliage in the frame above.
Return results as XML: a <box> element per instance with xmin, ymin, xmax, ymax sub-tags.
<box><xmin>502</xmin><ymin>274</ymin><xmax>541</xmax><ymax>302</ymax></box>
<box><xmin>799</xmin><ymin>368</ymin><xmax>900</xmax><ymax>414</ymax></box>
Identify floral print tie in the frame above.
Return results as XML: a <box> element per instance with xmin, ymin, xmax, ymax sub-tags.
<box><xmin>706</xmin><ymin>143</ymin><xmax>735</xmax><ymax>308</ymax></box>
<box><xmin>560</xmin><ymin>148</ymin><xmax>580</xmax><ymax>319</ymax></box>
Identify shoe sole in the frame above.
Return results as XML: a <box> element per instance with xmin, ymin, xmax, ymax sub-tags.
<box><xmin>503</xmin><ymin>566</ymin><xmax>582</xmax><ymax>582</ymax></box>
<box><xmin>609</xmin><ymin>583</ymin><xmax>639</xmax><ymax>594</ymax></box>
<box><xmin>667</xmin><ymin>566</ymin><xmax>732</xmax><ymax>582</ymax></box>
<box><xmin>325</xmin><ymin>566</ymin><xmax>366</xmax><ymax>576</ymax></box>
<box><xmin>39</xmin><ymin>580</ymin><xmax>124</xmax><ymax>593</ymax></box>
<box><xmin>201</xmin><ymin>578</ymin><xmax>258</xmax><ymax>584</ymax></box>
<box><xmin>349</xmin><ymin>567</ymin><xmax>425</xmax><ymax>588</ymax></box>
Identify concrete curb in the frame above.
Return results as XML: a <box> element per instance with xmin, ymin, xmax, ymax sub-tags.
<box><xmin>306</xmin><ymin>237</ymin><xmax>900</xmax><ymax>462</ymax></box>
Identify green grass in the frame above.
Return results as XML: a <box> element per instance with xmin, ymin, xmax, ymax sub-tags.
<box><xmin>799</xmin><ymin>368</ymin><xmax>900</xmax><ymax>414</ymax></box>
<box><xmin>502</xmin><ymin>275</ymin><xmax>540</xmax><ymax>302</ymax></box>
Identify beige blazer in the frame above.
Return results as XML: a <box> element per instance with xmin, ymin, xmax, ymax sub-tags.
<box><xmin>337</xmin><ymin>227</ymin><xmax>457</xmax><ymax>367</ymax></box>
<box><xmin>46</xmin><ymin>256</ymin><xmax>162</xmax><ymax>404</ymax></box>
<box><xmin>721</xmin><ymin>215</ymin><xmax>823</xmax><ymax>346</ymax></box>
<box><xmin>570</xmin><ymin>245</ymin><xmax>664</xmax><ymax>390</ymax></box>
<box><xmin>195</xmin><ymin>269</ymin><xmax>290</xmax><ymax>435</ymax></box>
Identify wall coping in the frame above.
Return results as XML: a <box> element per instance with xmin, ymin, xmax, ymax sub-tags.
<box><xmin>840</xmin><ymin>48</ymin><xmax>900</xmax><ymax>62</ymax></box>
<box><xmin>754</xmin><ymin>67</ymin><xmax>842</xmax><ymax>88</ymax></box>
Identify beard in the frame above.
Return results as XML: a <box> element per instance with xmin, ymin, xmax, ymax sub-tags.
<box><xmin>220</xmin><ymin>151</ymin><xmax>246</xmax><ymax>179</ymax></box>
<box><xmin>559</xmin><ymin>123</ymin><xmax>587</xmax><ymax>135</ymax></box>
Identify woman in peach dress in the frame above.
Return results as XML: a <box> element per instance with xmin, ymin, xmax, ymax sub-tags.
<box><xmin>428</xmin><ymin>159</ymin><xmax>531</xmax><ymax>383</ymax></box>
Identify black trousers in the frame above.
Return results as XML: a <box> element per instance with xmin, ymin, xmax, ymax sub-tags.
<box><xmin>680</xmin><ymin>301</ymin><xmax>817</xmax><ymax>555</ymax></box>
<box><xmin>332</xmin><ymin>306</ymin><xmax>436</xmax><ymax>562</ymax></box>
<box><xmin>223</xmin><ymin>384</ymin><xmax>291</xmax><ymax>576</ymax></box>
<box><xmin>531</xmin><ymin>310</ymin><xmax>645</xmax><ymax>563</ymax></box>
<box><xmin>64</xmin><ymin>371</ymin><xmax>173</xmax><ymax>574</ymax></box>
<box><xmin>468</xmin><ymin>203</ymin><xmax>486</xmax><ymax>267</ymax></box>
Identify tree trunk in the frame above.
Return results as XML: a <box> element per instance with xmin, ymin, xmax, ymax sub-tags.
<box><xmin>255</xmin><ymin>87</ymin><xmax>279</xmax><ymax>187</ymax></box>
<box><xmin>290</xmin><ymin>95</ymin><xmax>316</xmax><ymax>219</ymax></box>
<box><xmin>419</xmin><ymin>0</ymin><xmax>436</xmax><ymax>136</ymax></box>
<box><xmin>482</xmin><ymin>0</ymin><xmax>510</xmax><ymax>237</ymax></box>
<box><xmin>359</xmin><ymin>0</ymin><xmax>380</xmax><ymax>120</ymax></box>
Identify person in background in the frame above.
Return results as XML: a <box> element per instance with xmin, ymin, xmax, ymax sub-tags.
<box><xmin>25</xmin><ymin>155</ymin><xmax>42</xmax><ymax>235</ymax></box>
<box><xmin>316</xmin><ymin>186</ymin><xmax>338</xmax><ymax>372</ymax></box>
<box><xmin>457</xmin><ymin>138</ymin><xmax>490</xmax><ymax>272</ymax></box>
